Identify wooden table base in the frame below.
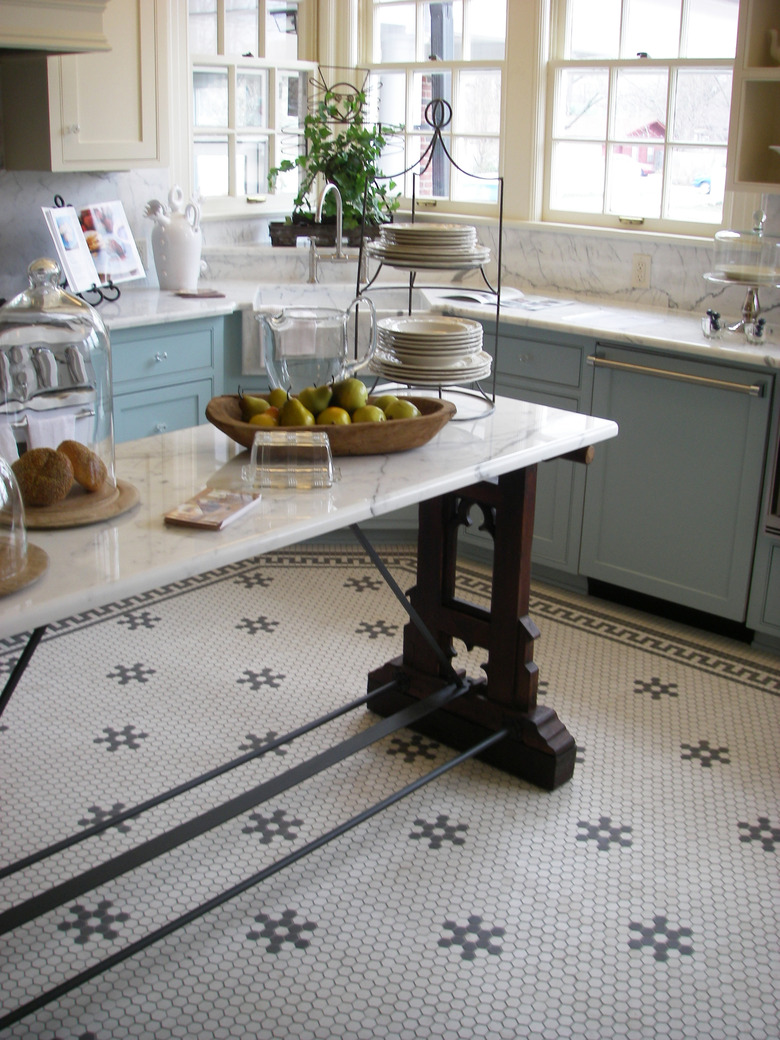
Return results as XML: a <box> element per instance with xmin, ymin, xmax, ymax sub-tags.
<box><xmin>367</xmin><ymin>464</ymin><xmax>576</xmax><ymax>791</ymax></box>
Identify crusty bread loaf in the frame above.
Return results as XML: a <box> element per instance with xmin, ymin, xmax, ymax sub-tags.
<box><xmin>12</xmin><ymin>447</ymin><xmax>74</xmax><ymax>507</ymax></box>
<box><xmin>57</xmin><ymin>440</ymin><xmax>107</xmax><ymax>492</ymax></box>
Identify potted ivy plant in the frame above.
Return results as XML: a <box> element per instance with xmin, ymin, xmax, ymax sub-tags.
<box><xmin>268</xmin><ymin>83</ymin><xmax>402</xmax><ymax>247</ymax></box>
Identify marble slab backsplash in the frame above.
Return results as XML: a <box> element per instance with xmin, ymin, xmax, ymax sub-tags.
<box><xmin>0</xmin><ymin>168</ymin><xmax>777</xmax><ymax>326</ymax></box>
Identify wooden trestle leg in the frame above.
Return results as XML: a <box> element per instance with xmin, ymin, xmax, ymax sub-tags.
<box><xmin>367</xmin><ymin>464</ymin><xmax>576</xmax><ymax>790</ymax></box>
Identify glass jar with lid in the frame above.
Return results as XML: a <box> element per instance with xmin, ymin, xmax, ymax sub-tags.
<box><xmin>0</xmin><ymin>257</ymin><xmax>115</xmax><ymax>489</ymax></box>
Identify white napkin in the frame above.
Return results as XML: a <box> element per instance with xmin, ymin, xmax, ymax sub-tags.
<box><xmin>0</xmin><ymin>422</ymin><xmax>19</xmax><ymax>463</ymax></box>
<box><xmin>26</xmin><ymin>412</ymin><xmax>76</xmax><ymax>450</ymax></box>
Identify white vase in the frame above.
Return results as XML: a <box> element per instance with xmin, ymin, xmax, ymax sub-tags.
<box><xmin>150</xmin><ymin>215</ymin><xmax>203</xmax><ymax>291</ymax></box>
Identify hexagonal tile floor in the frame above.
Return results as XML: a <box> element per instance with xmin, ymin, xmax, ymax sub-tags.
<box><xmin>1</xmin><ymin>544</ymin><xmax>779</xmax><ymax>1039</ymax></box>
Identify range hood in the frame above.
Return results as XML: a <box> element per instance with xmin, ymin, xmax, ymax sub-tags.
<box><xmin>0</xmin><ymin>0</ymin><xmax>109</xmax><ymax>54</ymax></box>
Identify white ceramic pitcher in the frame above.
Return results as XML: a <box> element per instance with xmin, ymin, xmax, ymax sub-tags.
<box><xmin>147</xmin><ymin>187</ymin><xmax>202</xmax><ymax>292</ymax></box>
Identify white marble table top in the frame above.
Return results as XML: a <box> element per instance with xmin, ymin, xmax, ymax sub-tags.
<box><xmin>2</xmin><ymin>396</ymin><xmax>617</xmax><ymax>640</ymax></box>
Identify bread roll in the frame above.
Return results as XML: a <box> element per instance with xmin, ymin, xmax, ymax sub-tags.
<box><xmin>12</xmin><ymin>448</ymin><xmax>73</xmax><ymax>507</ymax></box>
<box><xmin>57</xmin><ymin>440</ymin><xmax>107</xmax><ymax>492</ymax></box>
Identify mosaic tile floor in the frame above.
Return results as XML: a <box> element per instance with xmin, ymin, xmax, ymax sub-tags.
<box><xmin>1</xmin><ymin>543</ymin><xmax>779</xmax><ymax>1040</ymax></box>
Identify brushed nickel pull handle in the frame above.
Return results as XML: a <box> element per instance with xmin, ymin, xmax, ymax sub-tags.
<box><xmin>586</xmin><ymin>355</ymin><xmax>763</xmax><ymax>396</ymax></box>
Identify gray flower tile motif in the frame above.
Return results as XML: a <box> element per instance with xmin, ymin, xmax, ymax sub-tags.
<box><xmin>628</xmin><ymin>915</ymin><xmax>693</xmax><ymax>961</ymax></box>
<box><xmin>439</xmin><ymin>915</ymin><xmax>505</xmax><ymax>960</ymax></box>
<box><xmin>246</xmin><ymin>908</ymin><xmax>317</xmax><ymax>953</ymax></box>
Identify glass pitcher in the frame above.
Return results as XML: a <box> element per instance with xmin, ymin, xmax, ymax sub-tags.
<box><xmin>256</xmin><ymin>297</ymin><xmax>377</xmax><ymax>393</ymax></box>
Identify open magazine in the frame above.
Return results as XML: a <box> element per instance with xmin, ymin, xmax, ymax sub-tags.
<box><xmin>42</xmin><ymin>200</ymin><xmax>145</xmax><ymax>294</ymax></box>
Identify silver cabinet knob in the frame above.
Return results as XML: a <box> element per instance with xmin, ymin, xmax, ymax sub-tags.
<box><xmin>154</xmin><ymin>422</ymin><xmax>168</xmax><ymax>433</ymax></box>
<box><xmin>154</xmin><ymin>351</ymin><xmax>168</xmax><ymax>363</ymax></box>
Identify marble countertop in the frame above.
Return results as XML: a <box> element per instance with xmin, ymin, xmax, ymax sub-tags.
<box><xmin>101</xmin><ymin>280</ymin><xmax>780</xmax><ymax>371</ymax></box>
<box><xmin>1</xmin><ymin>396</ymin><xmax>617</xmax><ymax>640</ymax></box>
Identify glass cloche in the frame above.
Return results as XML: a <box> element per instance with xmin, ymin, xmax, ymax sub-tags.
<box><xmin>0</xmin><ymin>258</ymin><xmax>115</xmax><ymax>494</ymax></box>
<box><xmin>707</xmin><ymin>211</ymin><xmax>780</xmax><ymax>286</ymax></box>
<box><xmin>0</xmin><ymin>454</ymin><xmax>27</xmax><ymax>588</ymax></box>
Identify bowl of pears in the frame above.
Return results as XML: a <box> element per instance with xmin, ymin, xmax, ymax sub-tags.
<box><xmin>205</xmin><ymin>378</ymin><xmax>456</xmax><ymax>456</ymax></box>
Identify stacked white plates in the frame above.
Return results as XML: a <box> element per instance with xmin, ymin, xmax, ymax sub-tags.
<box><xmin>369</xmin><ymin>315</ymin><xmax>492</xmax><ymax>387</ymax></box>
<box><xmin>367</xmin><ymin>223</ymin><xmax>490</xmax><ymax>270</ymax></box>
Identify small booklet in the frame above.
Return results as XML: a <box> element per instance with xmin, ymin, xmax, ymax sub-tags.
<box><xmin>42</xmin><ymin>199</ymin><xmax>145</xmax><ymax>293</ymax></box>
<box><xmin>164</xmin><ymin>488</ymin><xmax>262</xmax><ymax>530</ymax></box>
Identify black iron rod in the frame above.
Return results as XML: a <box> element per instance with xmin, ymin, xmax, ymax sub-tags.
<box><xmin>0</xmin><ymin>626</ymin><xmax>46</xmax><ymax>720</ymax></box>
<box><xmin>0</xmin><ymin>725</ymin><xmax>508</xmax><ymax>1033</ymax></box>
<box><xmin>349</xmin><ymin>524</ymin><xmax>463</xmax><ymax>688</ymax></box>
<box><xmin>0</xmin><ymin>679</ymin><xmax>466</xmax><ymax>935</ymax></box>
<box><xmin>0</xmin><ymin>678</ymin><xmax>401</xmax><ymax>882</ymax></box>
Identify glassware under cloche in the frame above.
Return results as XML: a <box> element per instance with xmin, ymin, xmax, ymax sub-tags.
<box><xmin>0</xmin><ymin>257</ymin><xmax>116</xmax><ymax>489</ymax></box>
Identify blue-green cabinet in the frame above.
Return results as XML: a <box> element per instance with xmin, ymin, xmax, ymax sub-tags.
<box><xmin>580</xmin><ymin>344</ymin><xmax>773</xmax><ymax>620</ymax></box>
<box><xmin>462</xmin><ymin>322</ymin><xmax>593</xmax><ymax>578</ymax></box>
<box><xmin>110</xmin><ymin>317</ymin><xmax>225</xmax><ymax>442</ymax></box>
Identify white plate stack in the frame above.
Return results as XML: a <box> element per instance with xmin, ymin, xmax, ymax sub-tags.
<box><xmin>369</xmin><ymin>315</ymin><xmax>492</xmax><ymax>387</ymax></box>
<box><xmin>366</xmin><ymin>223</ymin><xmax>490</xmax><ymax>270</ymax></box>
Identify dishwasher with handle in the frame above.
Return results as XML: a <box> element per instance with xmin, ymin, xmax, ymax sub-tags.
<box><xmin>579</xmin><ymin>342</ymin><xmax>774</xmax><ymax>622</ymax></box>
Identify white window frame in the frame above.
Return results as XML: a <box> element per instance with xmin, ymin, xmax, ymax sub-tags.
<box><xmin>543</xmin><ymin>0</ymin><xmax>739</xmax><ymax>236</ymax></box>
<box><xmin>169</xmin><ymin>0</ymin><xmax>317</xmax><ymax>220</ymax></box>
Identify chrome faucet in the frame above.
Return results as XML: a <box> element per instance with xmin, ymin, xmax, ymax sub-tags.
<box><xmin>316</xmin><ymin>182</ymin><xmax>347</xmax><ymax>261</ymax></box>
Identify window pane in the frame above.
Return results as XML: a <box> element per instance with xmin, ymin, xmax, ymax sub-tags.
<box><xmin>193</xmin><ymin>68</ymin><xmax>228</xmax><ymax>127</ymax></box>
<box><xmin>368</xmin><ymin>70</ymin><xmax>406</xmax><ymax>126</ymax></box>
<box><xmin>194</xmin><ymin>136</ymin><xmax>229</xmax><ymax>196</ymax></box>
<box><xmin>237</xmin><ymin>69</ymin><xmax>267</xmax><ymax>126</ymax></box>
<box><xmin>225</xmin><ymin>0</ymin><xmax>258</xmax><ymax>55</ymax></box>
<box><xmin>671</xmin><ymin>69</ymin><xmax>731</xmax><ymax>143</ymax></box>
<box><xmin>554</xmin><ymin>68</ymin><xmax>609</xmax><ymax>138</ymax></box>
<box><xmin>189</xmin><ymin>0</ymin><xmax>217</xmax><ymax>54</ymax></box>
<box><xmin>665</xmin><ymin>145</ymin><xmax>726</xmax><ymax>221</ymax></box>
<box><xmin>267</xmin><ymin>1</ymin><xmax>300</xmax><ymax>62</ymax></box>
<box><xmin>549</xmin><ymin>141</ymin><xmax>605</xmax><ymax>212</ymax></box>
<box><xmin>452</xmin><ymin>137</ymin><xmax>499</xmax><ymax>201</ymax></box>
<box><xmin>566</xmin><ymin>0</ymin><xmax>621</xmax><ymax>59</ymax></box>
<box><xmin>622</xmin><ymin>0</ymin><xmax>681</xmax><ymax>59</ymax></box>
<box><xmin>277</xmin><ymin>69</ymin><xmax>307</xmax><ymax>127</ymax></box>
<box><xmin>606</xmin><ymin>144</ymin><xmax>662</xmax><ymax>216</ymax></box>
<box><xmin>375</xmin><ymin>3</ymin><xmax>416</xmax><ymax>62</ymax></box>
<box><xmin>683</xmin><ymin>0</ymin><xmax>739</xmax><ymax>58</ymax></box>
<box><xmin>424</xmin><ymin>2</ymin><xmax>462</xmax><ymax>61</ymax></box>
<box><xmin>409</xmin><ymin>134</ymin><xmax>452</xmax><ymax>197</ymax></box>
<box><xmin>456</xmin><ymin>70</ymin><xmax>501</xmax><ymax>134</ymax></box>
<box><xmin>612</xmin><ymin>68</ymin><xmax>668</xmax><ymax>141</ymax></box>
<box><xmin>412</xmin><ymin>70</ymin><xmax>452</xmax><ymax>129</ymax></box>
<box><xmin>237</xmin><ymin>136</ymin><xmax>268</xmax><ymax>194</ymax></box>
<box><xmin>465</xmin><ymin>0</ymin><xmax>505</xmax><ymax>60</ymax></box>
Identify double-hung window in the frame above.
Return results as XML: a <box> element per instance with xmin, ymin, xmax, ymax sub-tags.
<box><xmin>188</xmin><ymin>1</ymin><xmax>316</xmax><ymax>202</ymax></box>
<box><xmin>361</xmin><ymin>0</ymin><xmax>507</xmax><ymax>212</ymax></box>
<box><xmin>546</xmin><ymin>0</ymin><xmax>740</xmax><ymax>231</ymax></box>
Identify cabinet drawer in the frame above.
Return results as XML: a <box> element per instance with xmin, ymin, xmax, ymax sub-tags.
<box><xmin>114</xmin><ymin>379</ymin><xmax>213</xmax><ymax>442</ymax></box>
<box><xmin>112</xmin><ymin>325</ymin><xmax>217</xmax><ymax>387</ymax></box>
<box><xmin>491</xmin><ymin>334</ymin><xmax>582</xmax><ymax>388</ymax></box>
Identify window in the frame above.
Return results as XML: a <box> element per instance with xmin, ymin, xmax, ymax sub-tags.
<box><xmin>546</xmin><ymin>0</ymin><xmax>740</xmax><ymax>231</ymax></box>
<box><xmin>361</xmin><ymin>0</ymin><xmax>507</xmax><ymax>212</ymax></box>
<box><xmin>188</xmin><ymin>0</ymin><xmax>315</xmax><ymax>201</ymax></box>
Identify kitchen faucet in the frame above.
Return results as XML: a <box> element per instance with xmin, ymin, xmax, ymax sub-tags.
<box><xmin>316</xmin><ymin>183</ymin><xmax>347</xmax><ymax>261</ymax></box>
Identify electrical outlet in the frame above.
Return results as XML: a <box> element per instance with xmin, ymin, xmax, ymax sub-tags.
<box><xmin>632</xmin><ymin>253</ymin><xmax>651</xmax><ymax>289</ymax></box>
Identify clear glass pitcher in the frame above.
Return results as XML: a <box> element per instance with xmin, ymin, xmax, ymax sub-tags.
<box><xmin>256</xmin><ymin>297</ymin><xmax>377</xmax><ymax>393</ymax></box>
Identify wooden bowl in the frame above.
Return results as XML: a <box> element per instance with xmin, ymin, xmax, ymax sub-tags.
<box><xmin>205</xmin><ymin>394</ymin><xmax>456</xmax><ymax>456</ymax></box>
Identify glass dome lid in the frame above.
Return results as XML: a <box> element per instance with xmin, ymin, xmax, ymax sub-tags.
<box><xmin>0</xmin><ymin>258</ymin><xmax>116</xmax><ymax>495</ymax></box>
<box><xmin>706</xmin><ymin>210</ymin><xmax>780</xmax><ymax>287</ymax></box>
<box><xmin>0</xmin><ymin>454</ymin><xmax>27</xmax><ymax>589</ymax></box>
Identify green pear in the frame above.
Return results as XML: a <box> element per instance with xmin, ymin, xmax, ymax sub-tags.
<box><xmin>298</xmin><ymin>384</ymin><xmax>333</xmax><ymax>416</ymax></box>
<box><xmin>372</xmin><ymin>394</ymin><xmax>399</xmax><ymax>412</ymax></box>
<box><xmin>351</xmin><ymin>404</ymin><xmax>387</xmax><ymax>423</ymax></box>
<box><xmin>332</xmin><ymin>377</ymin><xmax>368</xmax><ymax>413</ymax></box>
<box><xmin>385</xmin><ymin>398</ymin><xmax>421</xmax><ymax>420</ymax></box>
<box><xmin>239</xmin><ymin>390</ymin><xmax>271</xmax><ymax>420</ymax></box>
<box><xmin>279</xmin><ymin>397</ymin><xmax>315</xmax><ymax>427</ymax></box>
<box><xmin>268</xmin><ymin>387</ymin><xmax>290</xmax><ymax>409</ymax></box>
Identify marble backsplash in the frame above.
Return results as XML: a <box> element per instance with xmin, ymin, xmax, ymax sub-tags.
<box><xmin>0</xmin><ymin>168</ymin><xmax>777</xmax><ymax>325</ymax></box>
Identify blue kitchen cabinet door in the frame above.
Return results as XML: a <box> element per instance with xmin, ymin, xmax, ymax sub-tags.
<box><xmin>467</xmin><ymin>323</ymin><xmax>592</xmax><ymax>576</ymax></box>
<box><xmin>113</xmin><ymin>379</ymin><xmax>214</xmax><ymax>442</ymax></box>
<box><xmin>580</xmin><ymin>344</ymin><xmax>773</xmax><ymax>620</ymax></box>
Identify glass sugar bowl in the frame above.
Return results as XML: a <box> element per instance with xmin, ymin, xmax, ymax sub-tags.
<box><xmin>0</xmin><ymin>258</ymin><xmax>116</xmax><ymax>502</ymax></box>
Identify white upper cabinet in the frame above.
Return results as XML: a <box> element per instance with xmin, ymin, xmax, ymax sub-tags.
<box><xmin>726</xmin><ymin>0</ymin><xmax>780</xmax><ymax>191</ymax></box>
<box><xmin>0</xmin><ymin>0</ymin><xmax>109</xmax><ymax>52</ymax></box>
<box><xmin>0</xmin><ymin>0</ymin><xmax>169</xmax><ymax>171</ymax></box>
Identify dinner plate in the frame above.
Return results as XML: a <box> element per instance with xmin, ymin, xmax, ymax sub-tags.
<box><xmin>378</xmin><ymin>315</ymin><xmax>483</xmax><ymax>337</ymax></box>
<box><xmin>375</xmin><ymin>347</ymin><xmax>489</xmax><ymax>371</ymax></box>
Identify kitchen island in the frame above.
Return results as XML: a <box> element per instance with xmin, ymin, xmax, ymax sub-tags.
<box><xmin>0</xmin><ymin>395</ymin><xmax>616</xmax><ymax>1029</ymax></box>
